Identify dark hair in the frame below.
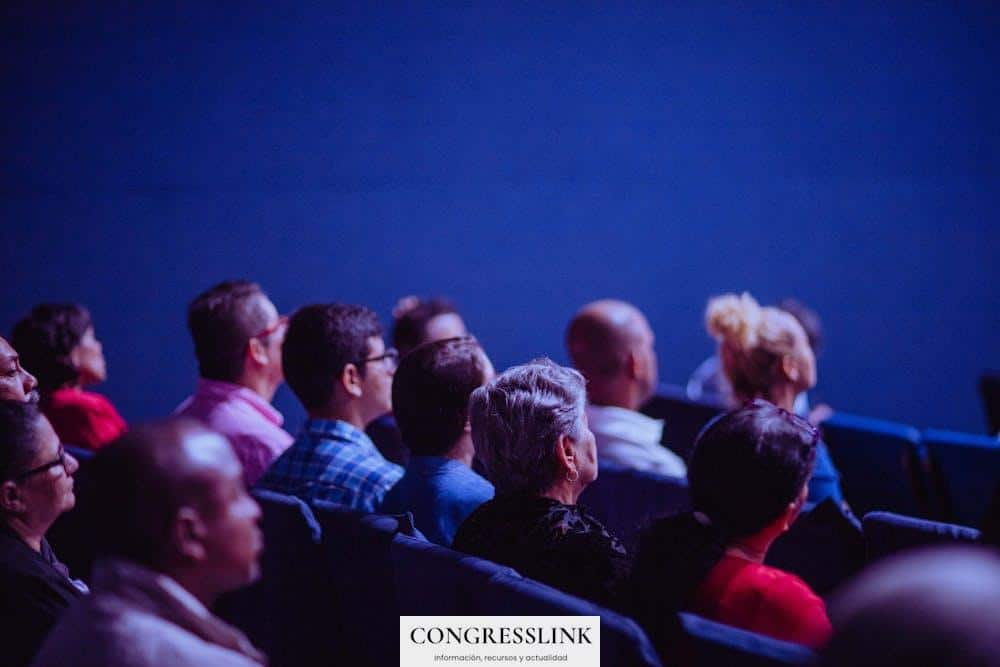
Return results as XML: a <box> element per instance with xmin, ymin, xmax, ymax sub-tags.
<box><xmin>777</xmin><ymin>298</ymin><xmax>823</xmax><ymax>355</ymax></box>
<box><xmin>11</xmin><ymin>303</ymin><xmax>93</xmax><ymax>392</ymax></box>
<box><xmin>282</xmin><ymin>304</ymin><xmax>382</xmax><ymax>411</ymax></box>
<box><xmin>0</xmin><ymin>400</ymin><xmax>45</xmax><ymax>482</ymax></box>
<box><xmin>392</xmin><ymin>297</ymin><xmax>459</xmax><ymax>358</ymax></box>
<box><xmin>392</xmin><ymin>337</ymin><xmax>489</xmax><ymax>457</ymax></box>
<box><xmin>630</xmin><ymin>400</ymin><xmax>818</xmax><ymax>643</ymax></box>
<box><xmin>187</xmin><ymin>280</ymin><xmax>273</xmax><ymax>383</ymax></box>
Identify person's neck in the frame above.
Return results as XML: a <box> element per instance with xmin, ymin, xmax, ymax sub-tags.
<box><xmin>588</xmin><ymin>382</ymin><xmax>642</xmax><ymax>412</ymax></box>
<box><xmin>309</xmin><ymin>403</ymin><xmax>367</xmax><ymax>431</ymax></box>
<box><xmin>766</xmin><ymin>385</ymin><xmax>798</xmax><ymax>413</ymax></box>
<box><xmin>725</xmin><ymin>531</ymin><xmax>776</xmax><ymax>564</ymax></box>
<box><xmin>234</xmin><ymin>372</ymin><xmax>278</xmax><ymax>403</ymax></box>
<box><xmin>443</xmin><ymin>435</ymin><xmax>475</xmax><ymax>467</ymax></box>
<box><xmin>540</xmin><ymin>480</ymin><xmax>579</xmax><ymax>506</ymax></box>
<box><xmin>166</xmin><ymin>568</ymin><xmax>220</xmax><ymax>609</ymax></box>
<box><xmin>4</xmin><ymin>516</ymin><xmax>46</xmax><ymax>553</ymax></box>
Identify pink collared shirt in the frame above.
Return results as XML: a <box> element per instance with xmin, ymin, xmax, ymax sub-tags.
<box><xmin>175</xmin><ymin>378</ymin><xmax>293</xmax><ymax>486</ymax></box>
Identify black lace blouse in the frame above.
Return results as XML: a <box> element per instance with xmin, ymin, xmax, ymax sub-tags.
<box><xmin>452</xmin><ymin>493</ymin><xmax>630</xmax><ymax>608</ymax></box>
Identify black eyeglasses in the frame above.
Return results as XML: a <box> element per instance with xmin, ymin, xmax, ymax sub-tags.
<box><xmin>362</xmin><ymin>348</ymin><xmax>399</xmax><ymax>368</ymax></box>
<box><xmin>12</xmin><ymin>446</ymin><xmax>69</xmax><ymax>482</ymax></box>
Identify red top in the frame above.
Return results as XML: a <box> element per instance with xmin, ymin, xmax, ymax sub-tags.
<box><xmin>692</xmin><ymin>554</ymin><xmax>832</xmax><ymax>648</ymax></box>
<box><xmin>44</xmin><ymin>387</ymin><xmax>127</xmax><ymax>451</ymax></box>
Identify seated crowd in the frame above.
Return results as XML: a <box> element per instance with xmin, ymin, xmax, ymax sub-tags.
<box><xmin>0</xmin><ymin>282</ymin><xmax>997</xmax><ymax>666</ymax></box>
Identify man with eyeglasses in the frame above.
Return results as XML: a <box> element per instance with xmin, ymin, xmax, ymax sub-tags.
<box><xmin>0</xmin><ymin>400</ymin><xmax>86</xmax><ymax>667</ymax></box>
<box><xmin>256</xmin><ymin>303</ymin><xmax>403</xmax><ymax>512</ymax></box>
<box><xmin>175</xmin><ymin>280</ymin><xmax>293</xmax><ymax>486</ymax></box>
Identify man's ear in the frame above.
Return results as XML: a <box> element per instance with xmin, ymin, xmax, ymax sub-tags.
<box><xmin>0</xmin><ymin>481</ymin><xmax>25</xmax><ymax>514</ymax></box>
<box><xmin>171</xmin><ymin>507</ymin><xmax>208</xmax><ymax>562</ymax></box>
<box><xmin>624</xmin><ymin>350</ymin><xmax>641</xmax><ymax>381</ymax></box>
<box><xmin>341</xmin><ymin>363</ymin><xmax>363</xmax><ymax>399</ymax></box>
<box><xmin>246</xmin><ymin>337</ymin><xmax>269</xmax><ymax>368</ymax></box>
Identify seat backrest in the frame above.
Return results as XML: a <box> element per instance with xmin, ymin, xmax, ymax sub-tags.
<box><xmin>390</xmin><ymin>533</ymin><xmax>517</xmax><ymax>616</ymax></box>
<box><xmin>980</xmin><ymin>371</ymin><xmax>1000</xmax><ymax>435</ymax></box>
<box><xmin>640</xmin><ymin>384</ymin><xmax>724</xmax><ymax>462</ymax></box>
<box><xmin>863</xmin><ymin>511</ymin><xmax>981</xmax><ymax>561</ymax></box>
<box><xmin>678</xmin><ymin>613</ymin><xmax>816</xmax><ymax>667</ymax></box>
<box><xmin>479</xmin><ymin>571</ymin><xmax>662</xmax><ymax>667</ymax></box>
<box><xmin>924</xmin><ymin>429</ymin><xmax>1000</xmax><ymax>526</ymax></box>
<box><xmin>579</xmin><ymin>464</ymin><xmax>690</xmax><ymax>550</ymax></box>
<box><xmin>312</xmin><ymin>500</ymin><xmax>406</xmax><ymax>667</ymax></box>
<box><xmin>215</xmin><ymin>489</ymin><xmax>325</xmax><ymax>667</ymax></box>
<box><xmin>820</xmin><ymin>412</ymin><xmax>928</xmax><ymax>517</ymax></box>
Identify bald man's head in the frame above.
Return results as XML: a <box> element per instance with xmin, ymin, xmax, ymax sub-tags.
<box><xmin>90</xmin><ymin>419</ymin><xmax>262</xmax><ymax>594</ymax></box>
<box><xmin>566</xmin><ymin>300</ymin><xmax>658</xmax><ymax>409</ymax></box>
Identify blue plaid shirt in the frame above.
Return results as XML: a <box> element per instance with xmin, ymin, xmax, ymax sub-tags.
<box><xmin>255</xmin><ymin>418</ymin><xmax>403</xmax><ymax>512</ymax></box>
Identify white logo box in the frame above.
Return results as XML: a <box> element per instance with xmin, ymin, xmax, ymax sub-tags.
<box><xmin>400</xmin><ymin>616</ymin><xmax>601</xmax><ymax>667</ymax></box>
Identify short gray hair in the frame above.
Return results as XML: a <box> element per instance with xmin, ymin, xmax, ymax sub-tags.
<box><xmin>469</xmin><ymin>358</ymin><xmax>587</xmax><ymax>495</ymax></box>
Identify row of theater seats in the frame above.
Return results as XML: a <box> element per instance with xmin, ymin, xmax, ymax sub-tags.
<box><xmin>641</xmin><ymin>384</ymin><xmax>1000</xmax><ymax>526</ymax></box>
<box><xmin>54</xmin><ymin>447</ymin><xmax>985</xmax><ymax>666</ymax></box>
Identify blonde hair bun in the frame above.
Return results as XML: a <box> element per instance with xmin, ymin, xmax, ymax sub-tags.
<box><xmin>706</xmin><ymin>292</ymin><xmax>763</xmax><ymax>349</ymax></box>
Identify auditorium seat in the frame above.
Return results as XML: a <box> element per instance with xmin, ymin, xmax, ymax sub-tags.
<box><xmin>980</xmin><ymin>371</ymin><xmax>1000</xmax><ymax>435</ymax></box>
<box><xmin>312</xmin><ymin>501</ymin><xmax>411</xmax><ymax>667</ymax></box>
<box><xmin>640</xmin><ymin>383</ymin><xmax>724</xmax><ymax>462</ymax></box>
<box><xmin>579</xmin><ymin>463</ymin><xmax>690</xmax><ymax>549</ymax></box>
<box><xmin>216</xmin><ymin>489</ymin><xmax>326</xmax><ymax>667</ymax></box>
<box><xmin>924</xmin><ymin>428</ymin><xmax>1000</xmax><ymax>526</ymax></box>
<box><xmin>862</xmin><ymin>511</ymin><xmax>981</xmax><ymax>562</ymax></box>
<box><xmin>678</xmin><ymin>613</ymin><xmax>816</xmax><ymax>666</ymax></box>
<box><xmin>480</xmin><ymin>571</ymin><xmax>663</xmax><ymax>667</ymax></box>
<box><xmin>820</xmin><ymin>412</ymin><xmax>929</xmax><ymax>517</ymax></box>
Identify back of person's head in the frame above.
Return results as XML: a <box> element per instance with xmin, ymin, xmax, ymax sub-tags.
<box><xmin>0</xmin><ymin>400</ymin><xmax>44</xmax><ymax>488</ymax></box>
<box><xmin>88</xmin><ymin>419</ymin><xmax>261</xmax><ymax>592</ymax></box>
<box><xmin>392</xmin><ymin>336</ymin><xmax>492</xmax><ymax>457</ymax></box>
<box><xmin>823</xmin><ymin>547</ymin><xmax>1000</xmax><ymax>667</ymax></box>
<box><xmin>706</xmin><ymin>292</ymin><xmax>814</xmax><ymax>402</ymax></box>
<box><xmin>282</xmin><ymin>303</ymin><xmax>383</xmax><ymax>411</ymax></box>
<box><xmin>11</xmin><ymin>303</ymin><xmax>93</xmax><ymax>392</ymax></box>
<box><xmin>632</xmin><ymin>400</ymin><xmax>818</xmax><ymax>616</ymax></box>
<box><xmin>469</xmin><ymin>358</ymin><xmax>586</xmax><ymax>495</ymax></box>
<box><xmin>187</xmin><ymin>280</ymin><xmax>273</xmax><ymax>382</ymax></box>
<box><xmin>392</xmin><ymin>296</ymin><xmax>466</xmax><ymax>358</ymax></box>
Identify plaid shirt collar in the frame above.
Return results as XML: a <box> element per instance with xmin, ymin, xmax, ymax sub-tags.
<box><xmin>300</xmin><ymin>418</ymin><xmax>377</xmax><ymax>452</ymax></box>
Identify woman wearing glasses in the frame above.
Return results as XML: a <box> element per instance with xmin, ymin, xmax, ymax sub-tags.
<box><xmin>0</xmin><ymin>400</ymin><xmax>86</xmax><ymax>666</ymax></box>
<box><xmin>11</xmin><ymin>303</ymin><xmax>126</xmax><ymax>451</ymax></box>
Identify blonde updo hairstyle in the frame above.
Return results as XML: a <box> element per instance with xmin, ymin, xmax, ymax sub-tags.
<box><xmin>706</xmin><ymin>292</ymin><xmax>807</xmax><ymax>402</ymax></box>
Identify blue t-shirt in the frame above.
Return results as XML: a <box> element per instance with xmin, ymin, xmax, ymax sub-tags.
<box><xmin>807</xmin><ymin>441</ymin><xmax>844</xmax><ymax>508</ymax></box>
<box><xmin>380</xmin><ymin>456</ymin><xmax>495</xmax><ymax>546</ymax></box>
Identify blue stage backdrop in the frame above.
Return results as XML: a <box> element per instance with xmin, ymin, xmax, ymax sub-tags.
<box><xmin>2</xmin><ymin>3</ymin><xmax>997</xmax><ymax>433</ymax></box>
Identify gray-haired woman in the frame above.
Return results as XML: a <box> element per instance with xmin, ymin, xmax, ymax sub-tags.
<box><xmin>452</xmin><ymin>358</ymin><xmax>628</xmax><ymax>607</ymax></box>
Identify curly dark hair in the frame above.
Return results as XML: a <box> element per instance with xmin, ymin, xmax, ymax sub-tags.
<box><xmin>11</xmin><ymin>303</ymin><xmax>93</xmax><ymax>392</ymax></box>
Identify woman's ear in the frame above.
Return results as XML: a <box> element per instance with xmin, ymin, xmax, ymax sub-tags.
<box><xmin>782</xmin><ymin>485</ymin><xmax>809</xmax><ymax>530</ymax></box>
<box><xmin>554</xmin><ymin>433</ymin><xmax>576</xmax><ymax>472</ymax></box>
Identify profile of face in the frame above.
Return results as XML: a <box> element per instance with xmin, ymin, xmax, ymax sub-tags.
<box><xmin>6</xmin><ymin>415</ymin><xmax>79</xmax><ymax>528</ymax></box>
<box><xmin>358</xmin><ymin>336</ymin><xmax>396</xmax><ymax>424</ymax></box>
<box><xmin>0</xmin><ymin>337</ymin><xmax>39</xmax><ymax>402</ymax></box>
<box><xmin>186</xmin><ymin>431</ymin><xmax>264</xmax><ymax>592</ymax></box>
<box><xmin>71</xmin><ymin>326</ymin><xmax>107</xmax><ymax>385</ymax></box>
<box><xmin>423</xmin><ymin>313</ymin><xmax>467</xmax><ymax>345</ymax></box>
<box><xmin>251</xmin><ymin>297</ymin><xmax>287</xmax><ymax>387</ymax></box>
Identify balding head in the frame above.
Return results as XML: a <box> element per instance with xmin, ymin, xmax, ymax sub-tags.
<box><xmin>566</xmin><ymin>300</ymin><xmax>658</xmax><ymax>409</ymax></box>
<box><xmin>90</xmin><ymin>419</ymin><xmax>262</xmax><ymax>602</ymax></box>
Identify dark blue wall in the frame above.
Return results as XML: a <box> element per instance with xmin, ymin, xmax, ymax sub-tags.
<box><xmin>2</xmin><ymin>3</ymin><xmax>997</xmax><ymax>432</ymax></box>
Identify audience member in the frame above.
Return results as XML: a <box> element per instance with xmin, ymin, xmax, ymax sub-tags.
<box><xmin>391</xmin><ymin>296</ymin><xmax>468</xmax><ymax>359</ymax></box>
<box><xmin>379</xmin><ymin>337</ymin><xmax>495</xmax><ymax>545</ymax></box>
<box><xmin>256</xmin><ymin>304</ymin><xmax>403</xmax><ymax>511</ymax></box>
<box><xmin>688</xmin><ymin>297</ymin><xmax>830</xmax><ymax>421</ymax></box>
<box><xmin>823</xmin><ymin>547</ymin><xmax>1000</xmax><ymax>667</ymax></box>
<box><xmin>452</xmin><ymin>359</ymin><xmax>629</xmax><ymax>608</ymax></box>
<box><xmin>629</xmin><ymin>400</ymin><xmax>831</xmax><ymax>650</ymax></box>
<box><xmin>0</xmin><ymin>401</ymin><xmax>85</xmax><ymax>667</ymax></box>
<box><xmin>703</xmin><ymin>292</ymin><xmax>845</xmax><ymax>507</ymax></box>
<box><xmin>175</xmin><ymin>280</ymin><xmax>293</xmax><ymax>486</ymax></box>
<box><xmin>368</xmin><ymin>296</ymin><xmax>469</xmax><ymax>466</ymax></box>
<box><xmin>11</xmin><ymin>304</ymin><xmax>125</xmax><ymax>450</ymax></box>
<box><xmin>566</xmin><ymin>299</ymin><xmax>686</xmax><ymax>477</ymax></box>
<box><xmin>31</xmin><ymin>419</ymin><xmax>265</xmax><ymax>667</ymax></box>
<box><xmin>0</xmin><ymin>336</ymin><xmax>40</xmax><ymax>402</ymax></box>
